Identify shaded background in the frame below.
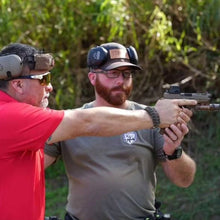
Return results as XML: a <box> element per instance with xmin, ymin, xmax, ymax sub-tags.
<box><xmin>0</xmin><ymin>0</ymin><xmax>219</xmax><ymax>219</ymax></box>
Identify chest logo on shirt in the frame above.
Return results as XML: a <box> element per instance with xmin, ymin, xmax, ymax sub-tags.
<box><xmin>123</xmin><ymin>131</ymin><xmax>137</xmax><ymax>145</ymax></box>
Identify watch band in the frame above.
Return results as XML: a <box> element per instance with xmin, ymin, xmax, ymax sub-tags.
<box><xmin>144</xmin><ymin>106</ymin><xmax>160</xmax><ymax>128</ymax></box>
<box><xmin>157</xmin><ymin>146</ymin><xmax>183</xmax><ymax>161</ymax></box>
<box><xmin>165</xmin><ymin>146</ymin><xmax>183</xmax><ymax>160</ymax></box>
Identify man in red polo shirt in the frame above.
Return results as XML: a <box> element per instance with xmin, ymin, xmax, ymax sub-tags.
<box><xmin>0</xmin><ymin>43</ymin><xmax>196</xmax><ymax>220</ymax></box>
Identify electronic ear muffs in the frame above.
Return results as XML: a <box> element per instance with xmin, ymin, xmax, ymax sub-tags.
<box><xmin>0</xmin><ymin>55</ymin><xmax>23</xmax><ymax>79</ymax></box>
<box><xmin>87</xmin><ymin>45</ymin><xmax>139</xmax><ymax>69</ymax></box>
<box><xmin>126</xmin><ymin>46</ymin><xmax>138</xmax><ymax>65</ymax></box>
<box><xmin>0</xmin><ymin>53</ymin><xmax>54</xmax><ymax>80</ymax></box>
<box><xmin>87</xmin><ymin>46</ymin><xmax>108</xmax><ymax>68</ymax></box>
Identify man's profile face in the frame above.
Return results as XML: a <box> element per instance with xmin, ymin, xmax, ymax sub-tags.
<box><xmin>17</xmin><ymin>70</ymin><xmax>53</xmax><ymax>108</ymax></box>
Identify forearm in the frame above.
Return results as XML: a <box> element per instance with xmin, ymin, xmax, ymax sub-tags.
<box><xmin>76</xmin><ymin>107</ymin><xmax>152</xmax><ymax>136</ymax></box>
<box><xmin>161</xmin><ymin>152</ymin><xmax>196</xmax><ymax>187</ymax></box>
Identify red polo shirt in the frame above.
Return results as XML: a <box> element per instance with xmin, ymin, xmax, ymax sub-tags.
<box><xmin>0</xmin><ymin>91</ymin><xmax>64</xmax><ymax>220</ymax></box>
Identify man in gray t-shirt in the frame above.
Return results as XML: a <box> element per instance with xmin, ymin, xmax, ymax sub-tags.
<box><xmin>45</xmin><ymin>42</ymin><xmax>196</xmax><ymax>220</ymax></box>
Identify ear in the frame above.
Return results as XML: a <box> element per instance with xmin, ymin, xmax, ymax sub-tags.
<box><xmin>88</xmin><ymin>72</ymin><xmax>96</xmax><ymax>86</ymax></box>
<box><xmin>10</xmin><ymin>79</ymin><xmax>24</xmax><ymax>94</ymax></box>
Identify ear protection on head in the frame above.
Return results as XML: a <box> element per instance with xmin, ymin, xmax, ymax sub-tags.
<box><xmin>0</xmin><ymin>55</ymin><xmax>23</xmax><ymax>79</ymax></box>
<box><xmin>87</xmin><ymin>46</ymin><xmax>109</xmax><ymax>68</ymax></box>
<box><xmin>87</xmin><ymin>45</ymin><xmax>139</xmax><ymax>69</ymax></box>
<box><xmin>0</xmin><ymin>53</ymin><xmax>54</xmax><ymax>80</ymax></box>
<box><xmin>127</xmin><ymin>46</ymin><xmax>138</xmax><ymax>65</ymax></box>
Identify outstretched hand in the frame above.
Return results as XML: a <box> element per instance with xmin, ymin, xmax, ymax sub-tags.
<box><xmin>155</xmin><ymin>99</ymin><xmax>196</xmax><ymax>128</ymax></box>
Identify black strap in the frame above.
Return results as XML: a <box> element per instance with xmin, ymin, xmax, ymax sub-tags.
<box><xmin>45</xmin><ymin>216</ymin><xmax>62</xmax><ymax>220</ymax></box>
<box><xmin>65</xmin><ymin>212</ymin><xmax>80</xmax><ymax>220</ymax></box>
<box><xmin>154</xmin><ymin>200</ymin><xmax>171</xmax><ymax>220</ymax></box>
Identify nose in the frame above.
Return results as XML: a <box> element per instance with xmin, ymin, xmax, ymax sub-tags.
<box><xmin>115</xmin><ymin>73</ymin><xmax>125</xmax><ymax>85</ymax></box>
<box><xmin>45</xmin><ymin>83</ymin><xmax>53</xmax><ymax>92</ymax></box>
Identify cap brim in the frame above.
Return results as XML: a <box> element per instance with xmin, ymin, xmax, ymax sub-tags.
<box><xmin>101</xmin><ymin>61</ymin><xmax>142</xmax><ymax>71</ymax></box>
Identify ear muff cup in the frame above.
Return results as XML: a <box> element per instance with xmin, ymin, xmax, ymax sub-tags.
<box><xmin>87</xmin><ymin>46</ymin><xmax>108</xmax><ymax>68</ymax></box>
<box><xmin>126</xmin><ymin>46</ymin><xmax>138</xmax><ymax>65</ymax></box>
<box><xmin>0</xmin><ymin>54</ymin><xmax>23</xmax><ymax>79</ymax></box>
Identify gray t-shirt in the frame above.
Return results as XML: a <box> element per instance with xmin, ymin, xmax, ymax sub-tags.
<box><xmin>45</xmin><ymin>101</ymin><xmax>164</xmax><ymax>220</ymax></box>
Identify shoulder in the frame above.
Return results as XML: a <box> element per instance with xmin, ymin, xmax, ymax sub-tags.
<box><xmin>81</xmin><ymin>101</ymin><xmax>94</xmax><ymax>109</ymax></box>
<box><xmin>127</xmin><ymin>100</ymin><xmax>146</xmax><ymax>110</ymax></box>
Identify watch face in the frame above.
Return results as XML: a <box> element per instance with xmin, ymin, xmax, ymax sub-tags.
<box><xmin>176</xmin><ymin>148</ymin><xmax>182</xmax><ymax>158</ymax></box>
<box><xmin>167</xmin><ymin>147</ymin><xmax>182</xmax><ymax>160</ymax></box>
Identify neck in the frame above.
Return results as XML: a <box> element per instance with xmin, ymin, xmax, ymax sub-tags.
<box><xmin>93</xmin><ymin>98</ymin><xmax>129</xmax><ymax>109</ymax></box>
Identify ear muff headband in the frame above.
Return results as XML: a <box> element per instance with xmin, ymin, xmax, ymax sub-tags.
<box><xmin>0</xmin><ymin>54</ymin><xmax>54</xmax><ymax>80</ymax></box>
<box><xmin>87</xmin><ymin>45</ymin><xmax>138</xmax><ymax>68</ymax></box>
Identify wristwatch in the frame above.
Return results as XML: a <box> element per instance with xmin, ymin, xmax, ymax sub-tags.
<box><xmin>163</xmin><ymin>146</ymin><xmax>183</xmax><ymax>160</ymax></box>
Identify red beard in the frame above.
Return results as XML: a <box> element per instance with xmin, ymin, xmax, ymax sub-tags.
<box><xmin>95</xmin><ymin>76</ymin><xmax>132</xmax><ymax>106</ymax></box>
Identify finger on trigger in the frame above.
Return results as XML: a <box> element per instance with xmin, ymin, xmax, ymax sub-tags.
<box><xmin>174</xmin><ymin>99</ymin><xmax>197</xmax><ymax>106</ymax></box>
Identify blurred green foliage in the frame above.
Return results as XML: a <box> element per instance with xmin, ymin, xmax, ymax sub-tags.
<box><xmin>1</xmin><ymin>0</ymin><xmax>220</xmax><ymax>219</ymax></box>
<box><xmin>1</xmin><ymin>0</ymin><xmax>220</xmax><ymax>107</ymax></box>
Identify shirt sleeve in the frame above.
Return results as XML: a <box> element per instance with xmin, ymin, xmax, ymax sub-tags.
<box><xmin>1</xmin><ymin>102</ymin><xmax>64</xmax><ymax>153</ymax></box>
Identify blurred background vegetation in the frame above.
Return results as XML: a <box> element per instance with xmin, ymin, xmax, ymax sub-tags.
<box><xmin>0</xmin><ymin>0</ymin><xmax>219</xmax><ymax>219</ymax></box>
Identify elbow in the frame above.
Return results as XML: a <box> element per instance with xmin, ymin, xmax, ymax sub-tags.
<box><xmin>175</xmin><ymin>165</ymin><xmax>196</xmax><ymax>188</ymax></box>
<box><xmin>176</xmin><ymin>177</ymin><xmax>195</xmax><ymax>188</ymax></box>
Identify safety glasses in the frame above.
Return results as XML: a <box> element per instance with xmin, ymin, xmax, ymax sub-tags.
<box><xmin>92</xmin><ymin>69</ymin><xmax>136</xmax><ymax>78</ymax></box>
<box><xmin>11</xmin><ymin>72</ymin><xmax>51</xmax><ymax>86</ymax></box>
